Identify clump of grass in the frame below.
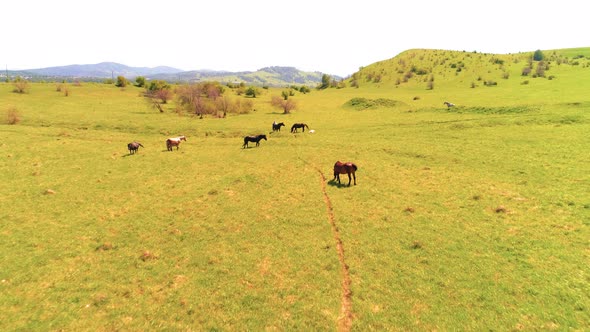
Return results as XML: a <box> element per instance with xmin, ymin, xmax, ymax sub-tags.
<box><xmin>495</xmin><ymin>205</ymin><xmax>507</xmax><ymax>213</ymax></box>
<box><xmin>96</xmin><ymin>243</ymin><xmax>114</xmax><ymax>251</ymax></box>
<box><xmin>404</xmin><ymin>207</ymin><xmax>415</xmax><ymax>213</ymax></box>
<box><xmin>411</xmin><ymin>241</ymin><xmax>423</xmax><ymax>249</ymax></box>
<box><xmin>345</xmin><ymin>97</ymin><xmax>403</xmax><ymax>110</ymax></box>
<box><xmin>140</xmin><ymin>250</ymin><xmax>158</xmax><ymax>261</ymax></box>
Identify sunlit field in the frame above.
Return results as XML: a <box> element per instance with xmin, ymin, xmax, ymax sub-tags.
<box><xmin>1</xmin><ymin>48</ymin><xmax>589</xmax><ymax>330</ymax></box>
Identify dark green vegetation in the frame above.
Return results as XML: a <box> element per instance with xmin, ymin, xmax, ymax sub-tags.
<box><xmin>1</xmin><ymin>48</ymin><xmax>589</xmax><ymax>330</ymax></box>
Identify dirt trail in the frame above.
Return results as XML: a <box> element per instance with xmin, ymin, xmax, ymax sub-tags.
<box><xmin>316</xmin><ymin>169</ymin><xmax>353</xmax><ymax>331</ymax></box>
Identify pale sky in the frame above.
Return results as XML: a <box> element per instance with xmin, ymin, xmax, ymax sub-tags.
<box><xmin>3</xmin><ymin>0</ymin><xmax>586</xmax><ymax>77</ymax></box>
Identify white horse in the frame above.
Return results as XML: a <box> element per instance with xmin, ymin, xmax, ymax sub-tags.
<box><xmin>444</xmin><ymin>101</ymin><xmax>455</xmax><ymax>108</ymax></box>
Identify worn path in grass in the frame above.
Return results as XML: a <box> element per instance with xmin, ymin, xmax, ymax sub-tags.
<box><xmin>315</xmin><ymin>166</ymin><xmax>353</xmax><ymax>331</ymax></box>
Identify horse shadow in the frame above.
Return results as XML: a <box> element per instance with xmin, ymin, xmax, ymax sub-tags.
<box><xmin>327</xmin><ymin>179</ymin><xmax>352</xmax><ymax>188</ymax></box>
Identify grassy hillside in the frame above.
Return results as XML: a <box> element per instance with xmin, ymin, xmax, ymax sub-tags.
<box><xmin>1</xmin><ymin>48</ymin><xmax>589</xmax><ymax>331</ymax></box>
<box><xmin>349</xmin><ymin>47</ymin><xmax>590</xmax><ymax>106</ymax></box>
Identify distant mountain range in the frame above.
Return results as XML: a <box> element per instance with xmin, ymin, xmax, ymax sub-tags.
<box><xmin>2</xmin><ymin>62</ymin><xmax>339</xmax><ymax>87</ymax></box>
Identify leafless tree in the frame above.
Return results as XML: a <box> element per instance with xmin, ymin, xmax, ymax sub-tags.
<box><xmin>271</xmin><ymin>95</ymin><xmax>297</xmax><ymax>114</ymax></box>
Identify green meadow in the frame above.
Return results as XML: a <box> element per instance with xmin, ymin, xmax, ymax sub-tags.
<box><xmin>1</xmin><ymin>48</ymin><xmax>589</xmax><ymax>331</ymax></box>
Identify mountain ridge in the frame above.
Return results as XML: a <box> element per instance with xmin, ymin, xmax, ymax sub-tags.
<box><xmin>3</xmin><ymin>62</ymin><xmax>338</xmax><ymax>87</ymax></box>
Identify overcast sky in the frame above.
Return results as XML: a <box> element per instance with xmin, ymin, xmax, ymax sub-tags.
<box><xmin>3</xmin><ymin>0</ymin><xmax>586</xmax><ymax>77</ymax></box>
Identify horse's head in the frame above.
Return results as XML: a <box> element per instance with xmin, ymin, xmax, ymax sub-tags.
<box><xmin>180</xmin><ymin>136</ymin><xmax>187</xmax><ymax>141</ymax></box>
<box><xmin>262</xmin><ymin>135</ymin><xmax>267</xmax><ymax>140</ymax></box>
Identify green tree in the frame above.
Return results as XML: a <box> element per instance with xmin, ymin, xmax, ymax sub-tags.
<box><xmin>115</xmin><ymin>76</ymin><xmax>128</xmax><ymax>87</ymax></box>
<box><xmin>135</xmin><ymin>76</ymin><xmax>146</xmax><ymax>87</ymax></box>
<box><xmin>533</xmin><ymin>49</ymin><xmax>544</xmax><ymax>61</ymax></box>
<box><xmin>245</xmin><ymin>86</ymin><xmax>259</xmax><ymax>98</ymax></box>
<box><xmin>318</xmin><ymin>74</ymin><xmax>331</xmax><ymax>89</ymax></box>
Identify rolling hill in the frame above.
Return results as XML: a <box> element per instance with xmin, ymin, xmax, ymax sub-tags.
<box><xmin>2</xmin><ymin>62</ymin><xmax>337</xmax><ymax>87</ymax></box>
<box><xmin>347</xmin><ymin>47</ymin><xmax>590</xmax><ymax>90</ymax></box>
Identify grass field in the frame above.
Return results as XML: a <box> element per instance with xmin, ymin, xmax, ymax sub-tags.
<box><xmin>1</xmin><ymin>48</ymin><xmax>589</xmax><ymax>331</ymax></box>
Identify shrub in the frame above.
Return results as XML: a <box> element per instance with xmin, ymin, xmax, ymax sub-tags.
<box><xmin>135</xmin><ymin>76</ymin><xmax>146</xmax><ymax>87</ymax></box>
<box><xmin>115</xmin><ymin>76</ymin><xmax>128</xmax><ymax>87</ymax></box>
<box><xmin>6</xmin><ymin>107</ymin><xmax>21</xmax><ymax>124</ymax></box>
<box><xmin>12</xmin><ymin>78</ymin><xmax>30</xmax><ymax>94</ymax></box>
<box><xmin>522</xmin><ymin>67</ymin><xmax>532</xmax><ymax>76</ymax></box>
<box><xmin>245</xmin><ymin>87</ymin><xmax>259</xmax><ymax>98</ymax></box>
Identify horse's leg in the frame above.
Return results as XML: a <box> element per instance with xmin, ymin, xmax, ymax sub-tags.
<box><xmin>347</xmin><ymin>172</ymin><xmax>352</xmax><ymax>186</ymax></box>
<box><xmin>352</xmin><ymin>172</ymin><xmax>356</xmax><ymax>185</ymax></box>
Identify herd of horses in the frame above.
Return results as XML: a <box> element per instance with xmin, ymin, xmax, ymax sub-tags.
<box><xmin>127</xmin><ymin>121</ymin><xmax>358</xmax><ymax>186</ymax></box>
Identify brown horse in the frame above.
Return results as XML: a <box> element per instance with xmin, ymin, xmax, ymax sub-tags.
<box><xmin>166</xmin><ymin>135</ymin><xmax>187</xmax><ymax>151</ymax></box>
<box><xmin>127</xmin><ymin>141</ymin><xmax>144</xmax><ymax>155</ymax></box>
<box><xmin>333</xmin><ymin>161</ymin><xmax>358</xmax><ymax>186</ymax></box>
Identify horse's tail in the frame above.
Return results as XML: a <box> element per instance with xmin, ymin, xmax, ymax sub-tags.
<box><xmin>139</xmin><ymin>143</ymin><xmax>144</xmax><ymax>148</ymax></box>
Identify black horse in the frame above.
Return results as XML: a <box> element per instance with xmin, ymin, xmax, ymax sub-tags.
<box><xmin>127</xmin><ymin>142</ymin><xmax>144</xmax><ymax>155</ymax></box>
<box><xmin>243</xmin><ymin>134</ymin><xmax>267</xmax><ymax>148</ymax></box>
<box><xmin>291</xmin><ymin>123</ymin><xmax>309</xmax><ymax>133</ymax></box>
<box><xmin>272</xmin><ymin>122</ymin><xmax>285</xmax><ymax>132</ymax></box>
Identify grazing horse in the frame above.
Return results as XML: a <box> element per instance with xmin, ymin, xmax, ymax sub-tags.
<box><xmin>166</xmin><ymin>135</ymin><xmax>187</xmax><ymax>151</ymax></box>
<box><xmin>243</xmin><ymin>134</ymin><xmax>267</xmax><ymax>148</ymax></box>
<box><xmin>272</xmin><ymin>122</ymin><xmax>285</xmax><ymax>132</ymax></box>
<box><xmin>444</xmin><ymin>101</ymin><xmax>455</xmax><ymax>108</ymax></box>
<box><xmin>291</xmin><ymin>123</ymin><xmax>309</xmax><ymax>133</ymax></box>
<box><xmin>333</xmin><ymin>161</ymin><xmax>358</xmax><ymax>186</ymax></box>
<box><xmin>127</xmin><ymin>142</ymin><xmax>144</xmax><ymax>155</ymax></box>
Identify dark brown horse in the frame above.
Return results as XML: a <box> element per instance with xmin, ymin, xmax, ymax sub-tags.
<box><xmin>243</xmin><ymin>134</ymin><xmax>267</xmax><ymax>148</ymax></box>
<box><xmin>291</xmin><ymin>123</ymin><xmax>309</xmax><ymax>133</ymax></box>
<box><xmin>333</xmin><ymin>161</ymin><xmax>358</xmax><ymax>186</ymax></box>
<box><xmin>166</xmin><ymin>135</ymin><xmax>187</xmax><ymax>151</ymax></box>
<box><xmin>127</xmin><ymin>142</ymin><xmax>144</xmax><ymax>155</ymax></box>
<box><xmin>272</xmin><ymin>122</ymin><xmax>285</xmax><ymax>132</ymax></box>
